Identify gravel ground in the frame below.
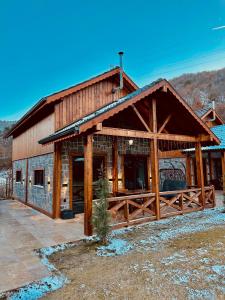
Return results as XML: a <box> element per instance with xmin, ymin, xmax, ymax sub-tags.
<box><xmin>44</xmin><ymin>208</ymin><xmax>225</xmax><ymax>300</ymax></box>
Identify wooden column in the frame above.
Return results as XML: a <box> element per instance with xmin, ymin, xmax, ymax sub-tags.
<box><xmin>221</xmin><ymin>151</ymin><xmax>225</xmax><ymax>192</ymax></box>
<box><xmin>84</xmin><ymin>135</ymin><xmax>93</xmax><ymax>236</ymax></box>
<box><xmin>112</xmin><ymin>137</ymin><xmax>118</xmax><ymax>195</ymax></box>
<box><xmin>53</xmin><ymin>142</ymin><xmax>61</xmax><ymax>218</ymax></box>
<box><xmin>150</xmin><ymin>98</ymin><xmax>160</xmax><ymax>220</ymax></box>
<box><xmin>208</xmin><ymin>152</ymin><xmax>213</xmax><ymax>184</ymax></box>
<box><xmin>195</xmin><ymin>142</ymin><xmax>205</xmax><ymax>207</ymax></box>
<box><xmin>186</xmin><ymin>156</ymin><xmax>192</xmax><ymax>187</ymax></box>
<box><xmin>151</xmin><ymin>138</ymin><xmax>160</xmax><ymax>220</ymax></box>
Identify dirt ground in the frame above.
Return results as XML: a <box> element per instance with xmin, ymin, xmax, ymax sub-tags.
<box><xmin>44</xmin><ymin>208</ymin><xmax>225</xmax><ymax>300</ymax></box>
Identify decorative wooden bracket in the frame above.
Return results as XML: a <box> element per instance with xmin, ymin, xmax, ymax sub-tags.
<box><xmin>132</xmin><ymin>104</ymin><xmax>152</xmax><ymax>132</ymax></box>
<box><xmin>158</xmin><ymin>114</ymin><xmax>172</xmax><ymax>133</ymax></box>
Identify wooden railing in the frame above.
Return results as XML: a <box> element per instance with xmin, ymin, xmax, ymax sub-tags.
<box><xmin>159</xmin><ymin>185</ymin><xmax>215</xmax><ymax>218</ymax></box>
<box><xmin>204</xmin><ymin>185</ymin><xmax>215</xmax><ymax>208</ymax></box>
<box><xmin>103</xmin><ymin>193</ymin><xmax>156</xmax><ymax>229</ymax></box>
<box><xmin>93</xmin><ymin>185</ymin><xmax>215</xmax><ymax>229</ymax></box>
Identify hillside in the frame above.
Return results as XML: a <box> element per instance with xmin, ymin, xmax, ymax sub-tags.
<box><xmin>0</xmin><ymin>121</ymin><xmax>16</xmax><ymax>169</ymax></box>
<box><xmin>0</xmin><ymin>120</ymin><xmax>15</xmax><ymax>133</ymax></box>
<box><xmin>170</xmin><ymin>67</ymin><xmax>225</xmax><ymax>120</ymax></box>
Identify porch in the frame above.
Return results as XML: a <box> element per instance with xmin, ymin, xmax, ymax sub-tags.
<box><xmin>62</xmin><ymin>134</ymin><xmax>217</xmax><ymax>236</ymax></box>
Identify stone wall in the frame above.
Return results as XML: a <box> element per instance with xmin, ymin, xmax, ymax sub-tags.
<box><xmin>13</xmin><ymin>153</ymin><xmax>54</xmax><ymax>215</ymax></box>
<box><xmin>27</xmin><ymin>154</ymin><xmax>54</xmax><ymax>214</ymax></box>
<box><xmin>61</xmin><ymin>136</ymin><xmax>185</xmax><ymax>210</ymax></box>
<box><xmin>13</xmin><ymin>159</ymin><xmax>27</xmax><ymax>201</ymax></box>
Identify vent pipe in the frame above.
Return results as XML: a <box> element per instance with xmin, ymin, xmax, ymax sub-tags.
<box><xmin>118</xmin><ymin>51</ymin><xmax>124</xmax><ymax>89</ymax></box>
<box><xmin>208</xmin><ymin>99</ymin><xmax>216</xmax><ymax>122</ymax></box>
<box><xmin>112</xmin><ymin>51</ymin><xmax>124</xmax><ymax>93</ymax></box>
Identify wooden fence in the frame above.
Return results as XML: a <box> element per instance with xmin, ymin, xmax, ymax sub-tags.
<box><xmin>99</xmin><ymin>185</ymin><xmax>215</xmax><ymax>229</ymax></box>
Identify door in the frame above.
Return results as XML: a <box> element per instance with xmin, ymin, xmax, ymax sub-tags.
<box><xmin>124</xmin><ymin>155</ymin><xmax>148</xmax><ymax>190</ymax></box>
<box><xmin>213</xmin><ymin>158</ymin><xmax>222</xmax><ymax>189</ymax></box>
<box><xmin>72</xmin><ymin>155</ymin><xmax>105</xmax><ymax>214</ymax></box>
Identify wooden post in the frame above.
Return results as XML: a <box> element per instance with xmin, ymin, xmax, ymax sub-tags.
<box><xmin>53</xmin><ymin>142</ymin><xmax>61</xmax><ymax>218</ymax></box>
<box><xmin>150</xmin><ymin>98</ymin><xmax>160</xmax><ymax>220</ymax></box>
<box><xmin>112</xmin><ymin>137</ymin><xmax>118</xmax><ymax>195</ymax></box>
<box><xmin>150</xmin><ymin>138</ymin><xmax>160</xmax><ymax>220</ymax></box>
<box><xmin>84</xmin><ymin>135</ymin><xmax>93</xmax><ymax>236</ymax></box>
<box><xmin>207</xmin><ymin>152</ymin><xmax>212</xmax><ymax>185</ymax></box>
<box><xmin>221</xmin><ymin>151</ymin><xmax>225</xmax><ymax>192</ymax></box>
<box><xmin>186</xmin><ymin>156</ymin><xmax>192</xmax><ymax>187</ymax></box>
<box><xmin>195</xmin><ymin>142</ymin><xmax>205</xmax><ymax>207</ymax></box>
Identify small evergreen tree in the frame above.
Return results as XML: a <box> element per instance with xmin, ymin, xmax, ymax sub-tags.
<box><xmin>92</xmin><ymin>165</ymin><xmax>111</xmax><ymax>244</ymax></box>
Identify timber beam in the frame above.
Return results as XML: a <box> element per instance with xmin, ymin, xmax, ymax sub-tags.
<box><xmin>96</xmin><ymin>126</ymin><xmax>212</xmax><ymax>143</ymax></box>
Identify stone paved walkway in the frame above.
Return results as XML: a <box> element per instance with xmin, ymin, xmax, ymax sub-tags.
<box><xmin>0</xmin><ymin>199</ymin><xmax>84</xmax><ymax>294</ymax></box>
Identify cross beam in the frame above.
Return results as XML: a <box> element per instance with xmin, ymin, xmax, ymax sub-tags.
<box><xmin>96</xmin><ymin>126</ymin><xmax>211</xmax><ymax>142</ymax></box>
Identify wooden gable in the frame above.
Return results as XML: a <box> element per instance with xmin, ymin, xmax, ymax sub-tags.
<box><xmin>54</xmin><ymin>72</ymin><xmax>137</xmax><ymax>130</ymax></box>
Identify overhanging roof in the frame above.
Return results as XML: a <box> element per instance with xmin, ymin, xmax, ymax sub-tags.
<box><xmin>195</xmin><ymin>106</ymin><xmax>224</xmax><ymax>125</ymax></box>
<box><xmin>185</xmin><ymin>124</ymin><xmax>225</xmax><ymax>152</ymax></box>
<box><xmin>39</xmin><ymin>79</ymin><xmax>220</xmax><ymax>146</ymax></box>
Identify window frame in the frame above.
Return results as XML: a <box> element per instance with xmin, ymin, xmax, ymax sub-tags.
<box><xmin>15</xmin><ymin>170</ymin><xmax>22</xmax><ymax>183</ymax></box>
<box><xmin>33</xmin><ymin>168</ymin><xmax>45</xmax><ymax>187</ymax></box>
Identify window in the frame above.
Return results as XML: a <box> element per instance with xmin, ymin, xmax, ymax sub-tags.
<box><xmin>16</xmin><ymin>170</ymin><xmax>22</xmax><ymax>183</ymax></box>
<box><xmin>124</xmin><ymin>155</ymin><xmax>148</xmax><ymax>190</ymax></box>
<box><xmin>34</xmin><ymin>170</ymin><xmax>44</xmax><ymax>186</ymax></box>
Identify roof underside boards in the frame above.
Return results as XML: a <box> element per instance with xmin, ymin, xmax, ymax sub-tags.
<box><xmin>185</xmin><ymin>125</ymin><xmax>225</xmax><ymax>152</ymax></box>
<box><xmin>6</xmin><ymin>67</ymin><xmax>137</xmax><ymax>138</ymax></box>
<box><xmin>39</xmin><ymin>79</ymin><xmax>220</xmax><ymax>146</ymax></box>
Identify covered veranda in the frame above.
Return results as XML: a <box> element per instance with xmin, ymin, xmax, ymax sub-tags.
<box><xmin>39</xmin><ymin>79</ymin><xmax>220</xmax><ymax>235</ymax></box>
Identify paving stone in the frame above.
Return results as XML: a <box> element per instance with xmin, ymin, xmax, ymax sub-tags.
<box><xmin>0</xmin><ymin>199</ymin><xmax>84</xmax><ymax>293</ymax></box>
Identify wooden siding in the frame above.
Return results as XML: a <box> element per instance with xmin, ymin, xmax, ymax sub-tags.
<box><xmin>12</xmin><ymin>113</ymin><xmax>54</xmax><ymax>161</ymax></box>
<box><xmin>55</xmin><ymin>78</ymin><xmax>130</xmax><ymax>130</ymax></box>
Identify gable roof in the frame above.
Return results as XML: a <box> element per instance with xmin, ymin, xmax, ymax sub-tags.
<box><xmin>195</xmin><ymin>106</ymin><xmax>224</xmax><ymax>125</ymax></box>
<box><xmin>39</xmin><ymin>79</ymin><xmax>220</xmax><ymax>146</ymax></box>
<box><xmin>5</xmin><ymin>67</ymin><xmax>138</xmax><ymax>138</ymax></box>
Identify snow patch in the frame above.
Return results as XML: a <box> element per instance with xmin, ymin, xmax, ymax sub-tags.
<box><xmin>9</xmin><ymin>275</ymin><xmax>66</xmax><ymax>300</ymax></box>
<box><xmin>97</xmin><ymin>238</ymin><xmax>133</xmax><ymax>257</ymax></box>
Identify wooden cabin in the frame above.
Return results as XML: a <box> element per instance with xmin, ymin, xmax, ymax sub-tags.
<box><xmin>6</xmin><ymin>67</ymin><xmax>219</xmax><ymax>235</ymax></box>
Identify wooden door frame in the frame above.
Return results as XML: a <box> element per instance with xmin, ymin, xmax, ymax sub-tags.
<box><xmin>69</xmin><ymin>151</ymin><xmax>108</xmax><ymax>212</ymax></box>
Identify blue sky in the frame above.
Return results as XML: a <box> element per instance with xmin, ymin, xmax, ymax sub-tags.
<box><xmin>1</xmin><ymin>0</ymin><xmax>225</xmax><ymax>120</ymax></box>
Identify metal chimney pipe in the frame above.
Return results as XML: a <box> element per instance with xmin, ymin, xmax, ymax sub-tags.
<box><xmin>212</xmin><ymin>99</ymin><xmax>216</xmax><ymax>119</ymax></box>
<box><xmin>208</xmin><ymin>99</ymin><xmax>216</xmax><ymax>121</ymax></box>
<box><xmin>118</xmin><ymin>51</ymin><xmax>124</xmax><ymax>90</ymax></box>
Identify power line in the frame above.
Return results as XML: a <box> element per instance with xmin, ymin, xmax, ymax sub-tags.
<box><xmin>138</xmin><ymin>52</ymin><xmax>225</xmax><ymax>81</ymax></box>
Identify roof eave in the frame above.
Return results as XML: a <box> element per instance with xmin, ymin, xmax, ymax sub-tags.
<box><xmin>4</xmin><ymin>97</ymin><xmax>47</xmax><ymax>138</ymax></box>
